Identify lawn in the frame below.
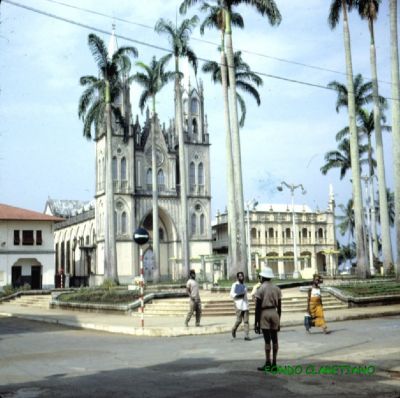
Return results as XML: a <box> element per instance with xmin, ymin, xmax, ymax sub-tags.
<box><xmin>336</xmin><ymin>281</ymin><xmax>400</xmax><ymax>297</ymax></box>
<box><xmin>57</xmin><ymin>288</ymin><xmax>140</xmax><ymax>304</ymax></box>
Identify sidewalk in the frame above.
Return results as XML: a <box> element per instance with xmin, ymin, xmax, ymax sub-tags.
<box><xmin>1</xmin><ymin>301</ymin><xmax>399</xmax><ymax>337</ymax></box>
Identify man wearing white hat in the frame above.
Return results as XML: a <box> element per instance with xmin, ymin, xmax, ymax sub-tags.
<box><xmin>254</xmin><ymin>267</ymin><xmax>282</xmax><ymax>372</ymax></box>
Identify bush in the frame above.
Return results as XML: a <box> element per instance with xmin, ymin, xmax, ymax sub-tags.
<box><xmin>101</xmin><ymin>278</ymin><xmax>118</xmax><ymax>292</ymax></box>
<box><xmin>1</xmin><ymin>284</ymin><xmax>15</xmax><ymax>297</ymax></box>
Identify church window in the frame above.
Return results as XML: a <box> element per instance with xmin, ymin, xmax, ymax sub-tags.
<box><xmin>112</xmin><ymin>157</ymin><xmax>118</xmax><ymax>180</ymax></box>
<box><xmin>137</xmin><ymin>160</ymin><xmax>141</xmax><ymax>186</ymax></box>
<box><xmin>302</xmin><ymin>228</ymin><xmax>308</xmax><ymax>238</ymax></box>
<box><xmin>157</xmin><ymin>169</ymin><xmax>165</xmax><ymax>191</ymax></box>
<box><xmin>146</xmin><ymin>168</ymin><xmax>152</xmax><ymax>189</ymax></box>
<box><xmin>121</xmin><ymin>212</ymin><xmax>127</xmax><ymax>234</ymax></box>
<box><xmin>85</xmin><ymin>235</ymin><xmax>90</xmax><ymax>245</ymax></box>
<box><xmin>198</xmin><ymin>163</ymin><xmax>204</xmax><ymax>185</ymax></box>
<box><xmin>191</xmin><ymin>98</ymin><xmax>198</xmax><ymax>113</ymax></box>
<box><xmin>268</xmin><ymin>228</ymin><xmax>274</xmax><ymax>238</ymax></box>
<box><xmin>159</xmin><ymin>228</ymin><xmax>164</xmax><ymax>241</ymax></box>
<box><xmin>318</xmin><ymin>228</ymin><xmax>324</xmax><ymax>239</ymax></box>
<box><xmin>121</xmin><ymin>157</ymin><xmax>127</xmax><ymax>180</ymax></box>
<box><xmin>286</xmin><ymin>228</ymin><xmax>291</xmax><ymax>239</ymax></box>
<box><xmin>192</xmin><ymin>119</ymin><xmax>198</xmax><ymax>136</ymax></box>
<box><xmin>189</xmin><ymin>162</ymin><xmax>195</xmax><ymax>191</ymax></box>
<box><xmin>200</xmin><ymin>214</ymin><xmax>205</xmax><ymax>235</ymax></box>
<box><xmin>191</xmin><ymin>213</ymin><xmax>197</xmax><ymax>235</ymax></box>
<box><xmin>114</xmin><ymin>211</ymin><xmax>117</xmax><ymax>233</ymax></box>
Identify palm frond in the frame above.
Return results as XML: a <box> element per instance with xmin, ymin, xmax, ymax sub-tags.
<box><xmin>88</xmin><ymin>33</ymin><xmax>108</xmax><ymax>71</ymax></box>
<box><xmin>236</xmin><ymin>91</ymin><xmax>246</xmax><ymax>127</ymax></box>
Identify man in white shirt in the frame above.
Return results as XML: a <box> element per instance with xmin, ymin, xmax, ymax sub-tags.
<box><xmin>230</xmin><ymin>271</ymin><xmax>251</xmax><ymax>341</ymax></box>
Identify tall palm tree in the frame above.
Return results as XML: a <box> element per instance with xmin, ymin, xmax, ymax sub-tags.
<box><xmin>130</xmin><ymin>55</ymin><xmax>175</xmax><ymax>283</ymax></box>
<box><xmin>328</xmin><ymin>0</ymin><xmax>368</xmax><ymax>277</ymax></box>
<box><xmin>202</xmin><ymin>51</ymin><xmax>263</xmax><ymax>127</ymax></box>
<box><xmin>389</xmin><ymin>0</ymin><xmax>400</xmax><ymax>280</ymax></box>
<box><xmin>337</xmin><ymin>199</ymin><xmax>355</xmax><ymax>243</ymax></box>
<box><xmin>376</xmin><ymin>188</ymin><xmax>395</xmax><ymax>227</ymax></box>
<box><xmin>356</xmin><ymin>0</ymin><xmax>393</xmax><ymax>273</ymax></box>
<box><xmin>321</xmin><ymin>137</ymin><xmax>369</xmax><ymax>179</ymax></box>
<box><xmin>78</xmin><ymin>33</ymin><xmax>137</xmax><ymax>283</ymax></box>
<box><xmin>198</xmin><ymin>0</ymin><xmax>242</xmax><ymax>276</ymax></box>
<box><xmin>155</xmin><ymin>16</ymin><xmax>198</xmax><ymax>278</ymax></box>
<box><xmin>182</xmin><ymin>0</ymin><xmax>281</xmax><ymax>278</ymax></box>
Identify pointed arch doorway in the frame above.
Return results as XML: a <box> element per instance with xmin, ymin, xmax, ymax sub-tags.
<box><xmin>143</xmin><ymin>248</ymin><xmax>154</xmax><ymax>282</ymax></box>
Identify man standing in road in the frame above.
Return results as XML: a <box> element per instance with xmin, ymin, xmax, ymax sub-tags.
<box><xmin>254</xmin><ymin>267</ymin><xmax>282</xmax><ymax>372</ymax></box>
<box><xmin>230</xmin><ymin>271</ymin><xmax>251</xmax><ymax>341</ymax></box>
<box><xmin>185</xmin><ymin>269</ymin><xmax>201</xmax><ymax>327</ymax></box>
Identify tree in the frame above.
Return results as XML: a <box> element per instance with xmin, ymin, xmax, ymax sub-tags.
<box><xmin>337</xmin><ymin>199</ymin><xmax>355</xmax><ymax>242</ymax></box>
<box><xmin>196</xmin><ymin>0</ymin><xmax>241</xmax><ymax>276</ymax></box>
<box><xmin>356</xmin><ymin>0</ymin><xmax>393</xmax><ymax>273</ymax></box>
<box><xmin>78</xmin><ymin>33</ymin><xmax>137</xmax><ymax>283</ymax></box>
<box><xmin>328</xmin><ymin>0</ymin><xmax>368</xmax><ymax>277</ymax></box>
<box><xmin>202</xmin><ymin>50</ymin><xmax>262</xmax><ymax>127</ymax></box>
<box><xmin>182</xmin><ymin>0</ymin><xmax>281</xmax><ymax>278</ymax></box>
<box><xmin>155</xmin><ymin>16</ymin><xmax>198</xmax><ymax>278</ymax></box>
<box><xmin>130</xmin><ymin>55</ymin><xmax>175</xmax><ymax>283</ymax></box>
<box><xmin>389</xmin><ymin>0</ymin><xmax>400</xmax><ymax>280</ymax></box>
<box><xmin>320</xmin><ymin>136</ymin><xmax>369</xmax><ymax>179</ymax></box>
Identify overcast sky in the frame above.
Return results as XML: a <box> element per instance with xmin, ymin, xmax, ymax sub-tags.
<box><xmin>0</xmin><ymin>0</ymin><xmax>396</xmax><ymax>229</ymax></box>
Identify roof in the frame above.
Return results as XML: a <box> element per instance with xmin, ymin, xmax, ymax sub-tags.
<box><xmin>255</xmin><ymin>203</ymin><xmax>313</xmax><ymax>213</ymax></box>
<box><xmin>44</xmin><ymin>199</ymin><xmax>93</xmax><ymax>218</ymax></box>
<box><xmin>0</xmin><ymin>203</ymin><xmax>64</xmax><ymax>222</ymax></box>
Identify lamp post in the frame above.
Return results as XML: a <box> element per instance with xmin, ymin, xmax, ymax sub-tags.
<box><xmin>277</xmin><ymin>182</ymin><xmax>306</xmax><ymax>279</ymax></box>
<box><xmin>361</xmin><ymin>176</ymin><xmax>375</xmax><ymax>276</ymax></box>
<box><xmin>246</xmin><ymin>199</ymin><xmax>258</xmax><ymax>281</ymax></box>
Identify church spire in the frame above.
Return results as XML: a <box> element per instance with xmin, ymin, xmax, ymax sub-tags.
<box><xmin>108</xmin><ymin>23</ymin><xmax>118</xmax><ymax>57</ymax></box>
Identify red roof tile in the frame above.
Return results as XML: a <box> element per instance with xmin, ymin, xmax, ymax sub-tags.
<box><xmin>0</xmin><ymin>203</ymin><xmax>64</xmax><ymax>222</ymax></box>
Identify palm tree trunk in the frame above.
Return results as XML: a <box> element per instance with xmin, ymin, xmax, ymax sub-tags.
<box><xmin>342</xmin><ymin>1</ymin><xmax>368</xmax><ymax>278</ymax></box>
<box><xmin>225</xmin><ymin>10</ymin><xmax>247</xmax><ymax>278</ymax></box>
<box><xmin>368</xmin><ymin>18</ymin><xmax>394</xmax><ymax>273</ymax></box>
<box><xmin>367</xmin><ymin>134</ymin><xmax>379</xmax><ymax>263</ymax></box>
<box><xmin>220</xmin><ymin>45</ymin><xmax>238</xmax><ymax>277</ymax></box>
<box><xmin>104</xmin><ymin>80</ymin><xmax>118</xmax><ymax>283</ymax></box>
<box><xmin>389</xmin><ymin>0</ymin><xmax>400</xmax><ymax>280</ymax></box>
<box><xmin>175</xmin><ymin>56</ymin><xmax>190</xmax><ymax>278</ymax></box>
<box><xmin>152</xmin><ymin>96</ymin><xmax>160</xmax><ymax>283</ymax></box>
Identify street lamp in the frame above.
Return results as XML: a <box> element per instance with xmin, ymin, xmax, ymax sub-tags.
<box><xmin>277</xmin><ymin>182</ymin><xmax>306</xmax><ymax>279</ymax></box>
<box><xmin>246</xmin><ymin>199</ymin><xmax>258</xmax><ymax>281</ymax></box>
<box><xmin>361</xmin><ymin>176</ymin><xmax>375</xmax><ymax>276</ymax></box>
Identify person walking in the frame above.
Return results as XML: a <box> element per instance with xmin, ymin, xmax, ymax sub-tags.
<box><xmin>307</xmin><ymin>274</ymin><xmax>329</xmax><ymax>334</ymax></box>
<box><xmin>254</xmin><ymin>267</ymin><xmax>281</xmax><ymax>372</ymax></box>
<box><xmin>185</xmin><ymin>269</ymin><xmax>201</xmax><ymax>327</ymax></box>
<box><xmin>230</xmin><ymin>271</ymin><xmax>251</xmax><ymax>341</ymax></box>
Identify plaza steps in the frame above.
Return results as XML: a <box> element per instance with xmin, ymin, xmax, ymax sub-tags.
<box><xmin>138</xmin><ymin>292</ymin><xmax>347</xmax><ymax>317</ymax></box>
<box><xmin>1</xmin><ymin>294</ymin><xmax>52</xmax><ymax>309</ymax></box>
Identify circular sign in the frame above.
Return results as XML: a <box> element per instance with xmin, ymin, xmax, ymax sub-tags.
<box><xmin>133</xmin><ymin>227</ymin><xmax>150</xmax><ymax>245</ymax></box>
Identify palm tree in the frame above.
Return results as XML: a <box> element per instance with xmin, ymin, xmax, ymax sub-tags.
<box><xmin>202</xmin><ymin>51</ymin><xmax>263</xmax><ymax>127</ymax></box>
<box><xmin>78</xmin><ymin>33</ymin><xmax>137</xmax><ymax>283</ymax></box>
<box><xmin>376</xmin><ymin>189</ymin><xmax>395</xmax><ymax>227</ymax></box>
<box><xmin>336</xmin><ymin>199</ymin><xmax>355</xmax><ymax>243</ymax></box>
<box><xmin>389</xmin><ymin>0</ymin><xmax>400</xmax><ymax>280</ymax></box>
<box><xmin>320</xmin><ymin>137</ymin><xmax>369</xmax><ymax>179</ymax></box>
<box><xmin>328</xmin><ymin>0</ymin><xmax>368</xmax><ymax>277</ymax></box>
<box><xmin>182</xmin><ymin>0</ymin><xmax>281</xmax><ymax>278</ymax></box>
<box><xmin>155</xmin><ymin>16</ymin><xmax>198</xmax><ymax>278</ymax></box>
<box><xmin>197</xmin><ymin>0</ymin><xmax>241</xmax><ymax>276</ymax></box>
<box><xmin>355</xmin><ymin>0</ymin><xmax>394</xmax><ymax>273</ymax></box>
<box><xmin>130</xmin><ymin>55</ymin><xmax>175</xmax><ymax>283</ymax></box>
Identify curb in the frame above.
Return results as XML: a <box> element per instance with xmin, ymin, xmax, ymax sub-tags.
<box><xmin>1</xmin><ymin>309</ymin><xmax>399</xmax><ymax>337</ymax></box>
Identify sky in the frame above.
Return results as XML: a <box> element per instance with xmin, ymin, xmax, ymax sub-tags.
<box><xmin>0</xmin><ymin>0</ymin><xmax>397</xmax><ymax>237</ymax></box>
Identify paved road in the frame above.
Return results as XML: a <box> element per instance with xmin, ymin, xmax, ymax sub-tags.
<box><xmin>0</xmin><ymin>315</ymin><xmax>399</xmax><ymax>397</ymax></box>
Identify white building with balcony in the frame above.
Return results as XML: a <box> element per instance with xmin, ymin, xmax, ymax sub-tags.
<box><xmin>212</xmin><ymin>188</ymin><xmax>338</xmax><ymax>278</ymax></box>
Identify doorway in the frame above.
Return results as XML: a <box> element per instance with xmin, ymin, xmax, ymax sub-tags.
<box><xmin>143</xmin><ymin>249</ymin><xmax>154</xmax><ymax>282</ymax></box>
<box><xmin>31</xmin><ymin>266</ymin><xmax>42</xmax><ymax>289</ymax></box>
<box><xmin>12</xmin><ymin>266</ymin><xmax>22</xmax><ymax>288</ymax></box>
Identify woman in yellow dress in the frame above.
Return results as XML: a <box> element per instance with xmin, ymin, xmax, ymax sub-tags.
<box><xmin>307</xmin><ymin>274</ymin><xmax>329</xmax><ymax>334</ymax></box>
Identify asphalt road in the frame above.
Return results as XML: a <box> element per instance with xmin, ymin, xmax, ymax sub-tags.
<box><xmin>0</xmin><ymin>316</ymin><xmax>399</xmax><ymax>397</ymax></box>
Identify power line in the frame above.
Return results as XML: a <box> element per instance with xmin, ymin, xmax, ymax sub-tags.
<box><xmin>35</xmin><ymin>0</ymin><xmax>392</xmax><ymax>86</ymax></box>
<box><xmin>2</xmin><ymin>0</ymin><xmax>398</xmax><ymax>102</ymax></box>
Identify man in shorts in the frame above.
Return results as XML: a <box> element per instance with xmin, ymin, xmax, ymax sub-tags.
<box><xmin>254</xmin><ymin>267</ymin><xmax>282</xmax><ymax>371</ymax></box>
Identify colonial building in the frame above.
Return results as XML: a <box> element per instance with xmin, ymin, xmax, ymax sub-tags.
<box><xmin>0</xmin><ymin>203</ymin><xmax>62</xmax><ymax>289</ymax></box>
<box><xmin>212</xmin><ymin>188</ymin><xmax>338</xmax><ymax>278</ymax></box>
<box><xmin>45</xmin><ymin>32</ymin><xmax>213</xmax><ymax>286</ymax></box>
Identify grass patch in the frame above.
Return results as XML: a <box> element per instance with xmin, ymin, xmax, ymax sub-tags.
<box><xmin>58</xmin><ymin>288</ymin><xmax>140</xmax><ymax>304</ymax></box>
<box><xmin>336</xmin><ymin>281</ymin><xmax>400</xmax><ymax>297</ymax></box>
